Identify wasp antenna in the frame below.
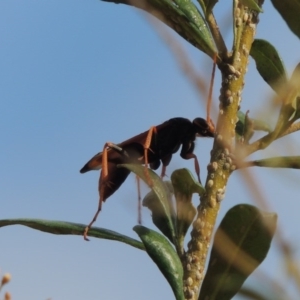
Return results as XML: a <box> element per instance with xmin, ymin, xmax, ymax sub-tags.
<box><xmin>207</xmin><ymin>54</ymin><xmax>217</xmax><ymax>125</ymax></box>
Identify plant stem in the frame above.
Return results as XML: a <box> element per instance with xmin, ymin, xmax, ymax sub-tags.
<box><xmin>182</xmin><ymin>6</ymin><xmax>260</xmax><ymax>300</ymax></box>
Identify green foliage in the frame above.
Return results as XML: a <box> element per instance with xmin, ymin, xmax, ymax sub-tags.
<box><xmin>240</xmin><ymin>0</ymin><xmax>263</xmax><ymax>12</ymax></box>
<box><xmin>143</xmin><ymin>168</ymin><xmax>203</xmax><ymax>253</ymax></box>
<box><xmin>143</xmin><ymin>181</ymin><xmax>176</xmax><ymax>243</ymax></box>
<box><xmin>101</xmin><ymin>0</ymin><xmax>216</xmax><ymax>57</ymax></box>
<box><xmin>120</xmin><ymin>164</ymin><xmax>177</xmax><ymax>243</ymax></box>
<box><xmin>2</xmin><ymin>1</ymin><xmax>300</xmax><ymax>299</ymax></box>
<box><xmin>0</xmin><ymin>218</ymin><xmax>144</xmax><ymax>250</ymax></box>
<box><xmin>0</xmin><ymin>168</ymin><xmax>277</xmax><ymax>299</ymax></box>
<box><xmin>199</xmin><ymin>204</ymin><xmax>277</xmax><ymax>300</ymax></box>
<box><xmin>271</xmin><ymin>0</ymin><xmax>300</xmax><ymax>39</ymax></box>
<box><xmin>134</xmin><ymin>226</ymin><xmax>184</xmax><ymax>300</ymax></box>
<box><xmin>236</xmin><ymin>111</ymin><xmax>271</xmax><ymax>143</ymax></box>
<box><xmin>250</xmin><ymin>39</ymin><xmax>287</xmax><ymax>94</ymax></box>
<box><xmin>171</xmin><ymin>169</ymin><xmax>201</xmax><ymax>247</ymax></box>
<box><xmin>247</xmin><ymin>156</ymin><xmax>300</xmax><ymax>169</ymax></box>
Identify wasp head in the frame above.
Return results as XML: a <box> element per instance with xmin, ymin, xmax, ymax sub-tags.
<box><xmin>193</xmin><ymin>118</ymin><xmax>215</xmax><ymax>137</ymax></box>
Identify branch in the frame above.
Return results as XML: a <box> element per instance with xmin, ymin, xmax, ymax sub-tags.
<box><xmin>245</xmin><ymin>121</ymin><xmax>300</xmax><ymax>156</ymax></box>
<box><xmin>183</xmin><ymin>5</ymin><xmax>260</xmax><ymax>299</ymax></box>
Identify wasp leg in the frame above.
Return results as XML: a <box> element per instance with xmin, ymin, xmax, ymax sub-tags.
<box><xmin>136</xmin><ymin>175</ymin><xmax>142</xmax><ymax>225</ymax></box>
<box><xmin>180</xmin><ymin>141</ymin><xmax>202</xmax><ymax>184</ymax></box>
<box><xmin>99</xmin><ymin>142</ymin><xmax>123</xmax><ymax>178</ymax></box>
<box><xmin>184</xmin><ymin>152</ymin><xmax>201</xmax><ymax>183</ymax></box>
<box><xmin>135</xmin><ymin>127</ymin><xmax>157</xmax><ymax>224</ymax></box>
<box><xmin>83</xmin><ymin>142</ymin><xmax>125</xmax><ymax>241</ymax></box>
<box><xmin>105</xmin><ymin>142</ymin><xmax>123</xmax><ymax>152</ymax></box>
<box><xmin>84</xmin><ymin>164</ymin><xmax>131</xmax><ymax>240</ymax></box>
<box><xmin>83</xmin><ymin>189</ymin><xmax>103</xmax><ymax>241</ymax></box>
<box><xmin>142</xmin><ymin>126</ymin><xmax>157</xmax><ymax>187</ymax></box>
<box><xmin>83</xmin><ymin>169</ymin><xmax>105</xmax><ymax>241</ymax></box>
<box><xmin>161</xmin><ymin>154</ymin><xmax>172</xmax><ymax>178</ymax></box>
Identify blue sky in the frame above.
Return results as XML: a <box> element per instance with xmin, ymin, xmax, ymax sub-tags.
<box><xmin>1</xmin><ymin>1</ymin><xmax>300</xmax><ymax>299</ymax></box>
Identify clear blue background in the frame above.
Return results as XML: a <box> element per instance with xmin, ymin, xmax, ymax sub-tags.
<box><xmin>1</xmin><ymin>1</ymin><xmax>300</xmax><ymax>299</ymax></box>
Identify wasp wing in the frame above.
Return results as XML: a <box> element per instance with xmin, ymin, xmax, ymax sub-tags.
<box><xmin>80</xmin><ymin>151</ymin><xmax>104</xmax><ymax>173</ymax></box>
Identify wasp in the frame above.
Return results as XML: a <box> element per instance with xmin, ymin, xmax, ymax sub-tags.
<box><xmin>80</xmin><ymin>117</ymin><xmax>215</xmax><ymax>240</ymax></box>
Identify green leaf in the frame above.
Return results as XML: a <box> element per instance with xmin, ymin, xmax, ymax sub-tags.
<box><xmin>289</xmin><ymin>63</ymin><xmax>300</xmax><ymax>118</ymax></box>
<box><xmin>134</xmin><ymin>225</ymin><xmax>184</xmax><ymax>300</ymax></box>
<box><xmin>199</xmin><ymin>204</ymin><xmax>277</xmax><ymax>300</ymax></box>
<box><xmin>235</xmin><ymin>112</ymin><xmax>245</xmax><ymax>138</ymax></box>
<box><xmin>143</xmin><ymin>181</ymin><xmax>176</xmax><ymax>243</ymax></box>
<box><xmin>240</xmin><ymin>0</ymin><xmax>263</xmax><ymax>12</ymax></box>
<box><xmin>120</xmin><ymin>164</ymin><xmax>176</xmax><ymax>243</ymax></box>
<box><xmin>247</xmin><ymin>156</ymin><xmax>300</xmax><ymax>169</ymax></box>
<box><xmin>236</xmin><ymin>111</ymin><xmax>271</xmax><ymax>142</ymax></box>
<box><xmin>251</xmin><ymin>118</ymin><xmax>272</xmax><ymax>133</ymax></box>
<box><xmin>143</xmin><ymin>169</ymin><xmax>204</xmax><ymax>253</ymax></box>
<box><xmin>196</xmin><ymin>0</ymin><xmax>207</xmax><ymax>14</ymax></box>
<box><xmin>101</xmin><ymin>0</ymin><xmax>216</xmax><ymax>58</ymax></box>
<box><xmin>171</xmin><ymin>169</ymin><xmax>201</xmax><ymax>246</ymax></box>
<box><xmin>236</xmin><ymin>111</ymin><xmax>255</xmax><ymax>143</ymax></box>
<box><xmin>0</xmin><ymin>218</ymin><xmax>144</xmax><ymax>250</ymax></box>
<box><xmin>271</xmin><ymin>0</ymin><xmax>300</xmax><ymax>39</ymax></box>
<box><xmin>274</xmin><ymin>63</ymin><xmax>300</xmax><ymax>134</ymax></box>
<box><xmin>171</xmin><ymin>168</ymin><xmax>205</xmax><ymax>196</ymax></box>
<box><xmin>250</xmin><ymin>39</ymin><xmax>287</xmax><ymax>94</ymax></box>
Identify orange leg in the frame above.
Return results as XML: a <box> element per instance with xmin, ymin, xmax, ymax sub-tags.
<box><xmin>183</xmin><ymin>152</ymin><xmax>201</xmax><ymax>184</ymax></box>
<box><xmin>161</xmin><ymin>165</ymin><xmax>167</xmax><ymax>178</ymax></box>
<box><xmin>134</xmin><ymin>126</ymin><xmax>157</xmax><ymax>225</ymax></box>
<box><xmin>136</xmin><ymin>175</ymin><xmax>142</xmax><ymax>225</ymax></box>
<box><xmin>193</xmin><ymin>154</ymin><xmax>201</xmax><ymax>183</ymax></box>
<box><xmin>142</xmin><ymin>126</ymin><xmax>157</xmax><ymax>187</ymax></box>
<box><xmin>83</xmin><ymin>142</ymin><xmax>121</xmax><ymax>241</ymax></box>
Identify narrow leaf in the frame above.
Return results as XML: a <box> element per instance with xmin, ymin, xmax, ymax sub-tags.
<box><xmin>171</xmin><ymin>169</ymin><xmax>201</xmax><ymax>245</ymax></box>
<box><xmin>134</xmin><ymin>225</ymin><xmax>184</xmax><ymax>300</ymax></box>
<box><xmin>271</xmin><ymin>0</ymin><xmax>300</xmax><ymax>39</ymax></box>
<box><xmin>199</xmin><ymin>204</ymin><xmax>277</xmax><ymax>300</ymax></box>
<box><xmin>0</xmin><ymin>218</ymin><xmax>144</xmax><ymax>250</ymax></box>
<box><xmin>289</xmin><ymin>63</ymin><xmax>300</xmax><ymax>115</ymax></box>
<box><xmin>246</xmin><ymin>156</ymin><xmax>300</xmax><ymax>169</ymax></box>
<box><xmin>236</xmin><ymin>111</ymin><xmax>255</xmax><ymax>143</ymax></box>
<box><xmin>120</xmin><ymin>164</ymin><xmax>176</xmax><ymax>242</ymax></box>
<box><xmin>252</xmin><ymin>119</ymin><xmax>272</xmax><ymax>133</ymax></box>
<box><xmin>274</xmin><ymin>63</ymin><xmax>300</xmax><ymax>134</ymax></box>
<box><xmin>101</xmin><ymin>0</ymin><xmax>216</xmax><ymax>57</ymax></box>
<box><xmin>143</xmin><ymin>181</ymin><xmax>176</xmax><ymax>243</ymax></box>
<box><xmin>250</xmin><ymin>39</ymin><xmax>287</xmax><ymax>94</ymax></box>
<box><xmin>240</xmin><ymin>0</ymin><xmax>263</xmax><ymax>12</ymax></box>
<box><xmin>236</xmin><ymin>111</ymin><xmax>271</xmax><ymax>142</ymax></box>
<box><xmin>173</xmin><ymin>0</ymin><xmax>215</xmax><ymax>53</ymax></box>
<box><xmin>197</xmin><ymin>0</ymin><xmax>206</xmax><ymax>14</ymax></box>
